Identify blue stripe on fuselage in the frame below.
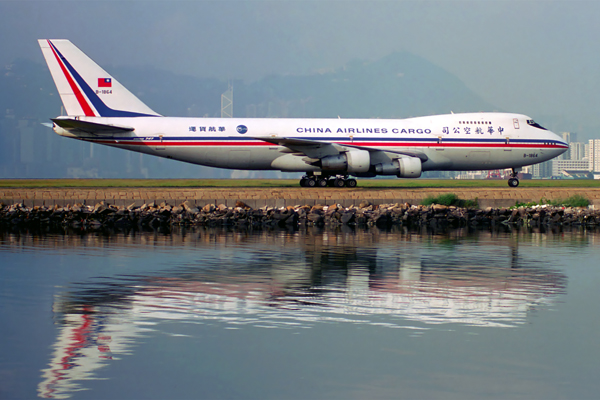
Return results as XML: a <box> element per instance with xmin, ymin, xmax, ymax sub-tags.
<box><xmin>87</xmin><ymin>135</ymin><xmax>567</xmax><ymax>147</ymax></box>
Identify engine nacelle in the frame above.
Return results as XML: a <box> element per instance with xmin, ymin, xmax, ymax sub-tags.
<box><xmin>346</xmin><ymin>150</ymin><xmax>370</xmax><ymax>173</ymax></box>
<box><xmin>375</xmin><ymin>157</ymin><xmax>422</xmax><ymax>178</ymax></box>
<box><xmin>397</xmin><ymin>157</ymin><xmax>422</xmax><ymax>178</ymax></box>
<box><xmin>321</xmin><ymin>150</ymin><xmax>371</xmax><ymax>174</ymax></box>
<box><xmin>375</xmin><ymin>162</ymin><xmax>399</xmax><ymax>175</ymax></box>
<box><xmin>320</xmin><ymin>154</ymin><xmax>347</xmax><ymax>171</ymax></box>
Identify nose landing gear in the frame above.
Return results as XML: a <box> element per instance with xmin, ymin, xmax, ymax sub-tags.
<box><xmin>508</xmin><ymin>168</ymin><xmax>521</xmax><ymax>187</ymax></box>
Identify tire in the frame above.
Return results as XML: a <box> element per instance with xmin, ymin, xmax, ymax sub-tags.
<box><xmin>317</xmin><ymin>178</ymin><xmax>328</xmax><ymax>187</ymax></box>
<box><xmin>306</xmin><ymin>178</ymin><xmax>316</xmax><ymax>187</ymax></box>
<box><xmin>346</xmin><ymin>179</ymin><xmax>357</xmax><ymax>187</ymax></box>
<box><xmin>334</xmin><ymin>178</ymin><xmax>345</xmax><ymax>187</ymax></box>
<box><xmin>299</xmin><ymin>178</ymin><xmax>307</xmax><ymax>187</ymax></box>
<box><xmin>508</xmin><ymin>178</ymin><xmax>519</xmax><ymax>187</ymax></box>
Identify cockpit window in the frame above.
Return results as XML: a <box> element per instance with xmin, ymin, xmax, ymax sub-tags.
<box><xmin>527</xmin><ymin>119</ymin><xmax>547</xmax><ymax>130</ymax></box>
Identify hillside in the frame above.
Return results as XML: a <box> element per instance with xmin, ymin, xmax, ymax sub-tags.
<box><xmin>1</xmin><ymin>52</ymin><xmax>497</xmax><ymax>179</ymax></box>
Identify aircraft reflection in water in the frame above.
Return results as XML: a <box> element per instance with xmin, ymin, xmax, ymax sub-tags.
<box><xmin>32</xmin><ymin>229</ymin><xmax>568</xmax><ymax>399</ymax></box>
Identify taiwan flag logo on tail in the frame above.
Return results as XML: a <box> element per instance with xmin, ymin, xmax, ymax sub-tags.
<box><xmin>98</xmin><ymin>78</ymin><xmax>112</xmax><ymax>88</ymax></box>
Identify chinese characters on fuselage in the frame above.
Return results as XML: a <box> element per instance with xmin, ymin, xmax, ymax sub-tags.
<box><xmin>445</xmin><ymin>126</ymin><xmax>504</xmax><ymax>135</ymax></box>
<box><xmin>184</xmin><ymin>125</ymin><xmax>506</xmax><ymax>135</ymax></box>
<box><xmin>189</xmin><ymin>126</ymin><xmax>226</xmax><ymax>132</ymax></box>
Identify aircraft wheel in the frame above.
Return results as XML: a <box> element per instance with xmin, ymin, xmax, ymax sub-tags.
<box><xmin>299</xmin><ymin>178</ymin><xmax>307</xmax><ymax>187</ymax></box>
<box><xmin>317</xmin><ymin>178</ymin><xmax>328</xmax><ymax>187</ymax></box>
<box><xmin>305</xmin><ymin>178</ymin><xmax>316</xmax><ymax>187</ymax></box>
<box><xmin>508</xmin><ymin>178</ymin><xmax>519</xmax><ymax>187</ymax></box>
<box><xmin>346</xmin><ymin>179</ymin><xmax>357</xmax><ymax>188</ymax></box>
<box><xmin>334</xmin><ymin>178</ymin><xmax>345</xmax><ymax>188</ymax></box>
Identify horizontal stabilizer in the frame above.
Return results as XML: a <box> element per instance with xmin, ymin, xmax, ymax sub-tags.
<box><xmin>52</xmin><ymin>118</ymin><xmax>134</xmax><ymax>134</ymax></box>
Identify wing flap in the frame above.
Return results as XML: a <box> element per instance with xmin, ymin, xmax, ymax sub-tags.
<box><xmin>255</xmin><ymin>136</ymin><xmax>428</xmax><ymax>162</ymax></box>
<box><xmin>254</xmin><ymin>136</ymin><xmax>342</xmax><ymax>158</ymax></box>
<box><xmin>342</xmin><ymin>143</ymin><xmax>429</xmax><ymax>162</ymax></box>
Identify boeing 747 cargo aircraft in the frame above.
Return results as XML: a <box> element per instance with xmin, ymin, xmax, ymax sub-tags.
<box><xmin>39</xmin><ymin>39</ymin><xmax>568</xmax><ymax>187</ymax></box>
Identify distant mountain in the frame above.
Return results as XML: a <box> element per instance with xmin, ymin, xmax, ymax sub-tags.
<box><xmin>108</xmin><ymin>66</ymin><xmax>226</xmax><ymax>118</ymax></box>
<box><xmin>0</xmin><ymin>52</ymin><xmax>544</xmax><ymax>179</ymax></box>
<box><xmin>238</xmin><ymin>52</ymin><xmax>496</xmax><ymax>119</ymax></box>
<box><xmin>110</xmin><ymin>52</ymin><xmax>496</xmax><ymax>119</ymax></box>
<box><xmin>0</xmin><ymin>58</ymin><xmax>60</xmax><ymax>118</ymax></box>
<box><xmin>2</xmin><ymin>52</ymin><xmax>496</xmax><ymax>121</ymax></box>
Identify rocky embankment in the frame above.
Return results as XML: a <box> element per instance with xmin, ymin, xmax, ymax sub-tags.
<box><xmin>1</xmin><ymin>200</ymin><xmax>600</xmax><ymax>231</ymax></box>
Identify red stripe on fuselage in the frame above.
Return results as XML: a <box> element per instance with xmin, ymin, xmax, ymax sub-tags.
<box><xmin>90</xmin><ymin>140</ymin><xmax>272</xmax><ymax>146</ymax></box>
<box><xmin>47</xmin><ymin>40</ymin><xmax>96</xmax><ymax>117</ymax></box>
<box><xmin>341</xmin><ymin>142</ymin><xmax>567</xmax><ymax>149</ymax></box>
<box><xmin>86</xmin><ymin>139</ymin><xmax>566</xmax><ymax>150</ymax></box>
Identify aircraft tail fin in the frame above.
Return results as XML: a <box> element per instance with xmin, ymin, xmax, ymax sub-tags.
<box><xmin>38</xmin><ymin>39</ymin><xmax>161</xmax><ymax>117</ymax></box>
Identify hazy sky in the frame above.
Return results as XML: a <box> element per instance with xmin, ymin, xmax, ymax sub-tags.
<box><xmin>1</xmin><ymin>0</ymin><xmax>599</xmax><ymax>133</ymax></box>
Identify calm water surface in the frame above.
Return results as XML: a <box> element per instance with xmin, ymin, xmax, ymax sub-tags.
<box><xmin>1</xmin><ymin>227</ymin><xmax>599</xmax><ymax>399</ymax></box>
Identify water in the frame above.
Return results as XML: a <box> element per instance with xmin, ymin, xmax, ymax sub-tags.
<box><xmin>1</xmin><ymin>227</ymin><xmax>599</xmax><ymax>399</ymax></box>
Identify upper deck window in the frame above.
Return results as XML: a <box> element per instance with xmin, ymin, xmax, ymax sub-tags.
<box><xmin>459</xmin><ymin>121</ymin><xmax>492</xmax><ymax>125</ymax></box>
<box><xmin>527</xmin><ymin>119</ymin><xmax>547</xmax><ymax>130</ymax></box>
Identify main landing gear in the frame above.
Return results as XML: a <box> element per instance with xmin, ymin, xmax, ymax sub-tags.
<box><xmin>508</xmin><ymin>168</ymin><xmax>520</xmax><ymax>187</ymax></box>
<box><xmin>299</xmin><ymin>174</ymin><xmax>357</xmax><ymax>188</ymax></box>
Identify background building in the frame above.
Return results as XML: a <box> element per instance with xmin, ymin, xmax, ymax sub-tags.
<box><xmin>552</xmin><ymin>160</ymin><xmax>591</xmax><ymax>176</ymax></box>
<box><xmin>588</xmin><ymin>139</ymin><xmax>600</xmax><ymax>173</ymax></box>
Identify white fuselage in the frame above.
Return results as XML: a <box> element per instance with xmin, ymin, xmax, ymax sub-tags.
<box><xmin>54</xmin><ymin>112</ymin><xmax>568</xmax><ymax>174</ymax></box>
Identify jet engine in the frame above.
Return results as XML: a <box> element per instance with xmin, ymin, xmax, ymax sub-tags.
<box><xmin>375</xmin><ymin>157</ymin><xmax>422</xmax><ymax>178</ymax></box>
<box><xmin>320</xmin><ymin>150</ymin><xmax>370</xmax><ymax>173</ymax></box>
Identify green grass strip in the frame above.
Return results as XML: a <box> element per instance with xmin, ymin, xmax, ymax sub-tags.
<box><xmin>421</xmin><ymin>193</ymin><xmax>478</xmax><ymax>208</ymax></box>
<box><xmin>2</xmin><ymin>179</ymin><xmax>600</xmax><ymax>189</ymax></box>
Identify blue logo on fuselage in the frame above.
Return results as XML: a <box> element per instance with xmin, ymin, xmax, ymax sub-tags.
<box><xmin>236</xmin><ymin>125</ymin><xmax>248</xmax><ymax>134</ymax></box>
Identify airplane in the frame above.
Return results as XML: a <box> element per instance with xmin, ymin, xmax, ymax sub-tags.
<box><xmin>38</xmin><ymin>39</ymin><xmax>569</xmax><ymax>188</ymax></box>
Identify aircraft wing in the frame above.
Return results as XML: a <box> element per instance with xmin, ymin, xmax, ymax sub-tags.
<box><xmin>341</xmin><ymin>143</ymin><xmax>429</xmax><ymax>161</ymax></box>
<box><xmin>52</xmin><ymin>118</ymin><xmax>134</xmax><ymax>135</ymax></box>
<box><xmin>255</xmin><ymin>137</ymin><xmax>343</xmax><ymax>158</ymax></box>
<box><xmin>255</xmin><ymin>136</ymin><xmax>428</xmax><ymax>161</ymax></box>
